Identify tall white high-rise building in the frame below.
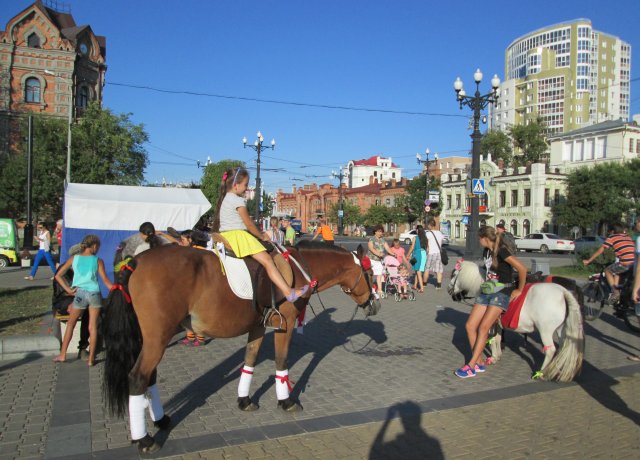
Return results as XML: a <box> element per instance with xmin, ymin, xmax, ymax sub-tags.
<box><xmin>491</xmin><ymin>19</ymin><xmax>631</xmax><ymax>134</ymax></box>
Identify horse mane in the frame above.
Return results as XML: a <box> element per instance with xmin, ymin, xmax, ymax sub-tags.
<box><xmin>295</xmin><ymin>240</ymin><xmax>351</xmax><ymax>254</ymax></box>
<box><xmin>457</xmin><ymin>261</ymin><xmax>483</xmax><ymax>297</ymax></box>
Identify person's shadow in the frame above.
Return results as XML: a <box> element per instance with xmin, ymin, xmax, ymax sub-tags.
<box><xmin>369</xmin><ymin>401</ymin><xmax>443</xmax><ymax>460</ymax></box>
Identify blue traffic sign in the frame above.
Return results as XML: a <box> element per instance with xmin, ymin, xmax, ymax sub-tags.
<box><xmin>472</xmin><ymin>179</ymin><xmax>486</xmax><ymax>195</ymax></box>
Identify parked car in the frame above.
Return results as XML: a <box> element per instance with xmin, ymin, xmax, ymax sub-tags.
<box><xmin>515</xmin><ymin>233</ymin><xmax>575</xmax><ymax>254</ymax></box>
<box><xmin>399</xmin><ymin>229</ymin><xmax>417</xmax><ymax>245</ymax></box>
<box><xmin>573</xmin><ymin>235</ymin><xmax>605</xmax><ymax>254</ymax></box>
<box><xmin>0</xmin><ymin>218</ymin><xmax>19</xmax><ymax>268</ymax></box>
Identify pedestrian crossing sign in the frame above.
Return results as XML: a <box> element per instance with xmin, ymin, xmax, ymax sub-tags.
<box><xmin>472</xmin><ymin>179</ymin><xmax>486</xmax><ymax>195</ymax></box>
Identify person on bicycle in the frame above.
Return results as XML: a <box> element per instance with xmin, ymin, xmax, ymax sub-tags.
<box><xmin>583</xmin><ymin>222</ymin><xmax>635</xmax><ymax>302</ymax></box>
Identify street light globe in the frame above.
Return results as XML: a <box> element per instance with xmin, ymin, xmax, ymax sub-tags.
<box><xmin>491</xmin><ymin>74</ymin><xmax>501</xmax><ymax>89</ymax></box>
<box><xmin>425</xmin><ymin>148</ymin><xmax>430</xmax><ymax>156</ymax></box>
<box><xmin>453</xmin><ymin>77</ymin><xmax>463</xmax><ymax>91</ymax></box>
<box><xmin>434</xmin><ymin>153</ymin><xmax>439</xmax><ymax>161</ymax></box>
<box><xmin>459</xmin><ymin>89</ymin><xmax>466</xmax><ymax>98</ymax></box>
<box><xmin>242</xmin><ymin>136</ymin><xmax>247</xmax><ymax>145</ymax></box>
<box><xmin>416</xmin><ymin>152</ymin><xmax>421</xmax><ymax>161</ymax></box>
<box><xmin>271</xmin><ymin>138</ymin><xmax>276</xmax><ymax>147</ymax></box>
<box><xmin>254</xmin><ymin>140</ymin><xmax>259</xmax><ymax>147</ymax></box>
<box><xmin>474</xmin><ymin>68</ymin><xmax>483</xmax><ymax>83</ymax></box>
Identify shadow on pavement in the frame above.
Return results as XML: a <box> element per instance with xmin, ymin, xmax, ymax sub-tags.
<box><xmin>0</xmin><ymin>352</ymin><xmax>46</xmax><ymax>374</ymax></box>
<box><xmin>369</xmin><ymin>400</ymin><xmax>443</xmax><ymax>460</ymax></box>
<box><xmin>435</xmin><ymin>306</ymin><xmax>469</xmax><ymax>360</ymax></box>
<box><xmin>252</xmin><ymin>307</ymin><xmax>388</xmax><ymax>403</ymax></box>
<box><xmin>576</xmin><ymin>360</ymin><xmax>640</xmax><ymax>426</ymax></box>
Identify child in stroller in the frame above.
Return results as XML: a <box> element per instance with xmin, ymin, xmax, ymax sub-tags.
<box><xmin>382</xmin><ymin>255</ymin><xmax>416</xmax><ymax>301</ymax></box>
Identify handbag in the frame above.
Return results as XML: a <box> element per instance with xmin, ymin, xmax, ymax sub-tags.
<box><xmin>410</xmin><ymin>257</ymin><xmax>417</xmax><ymax>266</ymax></box>
<box><xmin>430</xmin><ymin>230</ymin><xmax>448</xmax><ymax>265</ymax></box>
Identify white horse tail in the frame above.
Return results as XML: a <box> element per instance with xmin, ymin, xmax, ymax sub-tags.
<box><xmin>542</xmin><ymin>288</ymin><xmax>585</xmax><ymax>382</ymax></box>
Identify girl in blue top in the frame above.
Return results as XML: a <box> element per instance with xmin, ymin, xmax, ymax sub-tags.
<box><xmin>53</xmin><ymin>234</ymin><xmax>112</xmax><ymax>366</ymax></box>
<box><xmin>212</xmin><ymin>167</ymin><xmax>308</xmax><ymax>302</ymax></box>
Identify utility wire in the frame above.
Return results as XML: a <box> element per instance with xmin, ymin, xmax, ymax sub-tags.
<box><xmin>107</xmin><ymin>81</ymin><xmax>468</xmax><ymax>118</ymax></box>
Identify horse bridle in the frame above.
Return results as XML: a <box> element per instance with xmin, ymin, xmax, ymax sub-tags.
<box><xmin>341</xmin><ymin>255</ymin><xmax>377</xmax><ymax>311</ymax></box>
<box><xmin>450</xmin><ymin>267</ymin><xmax>475</xmax><ymax>306</ymax></box>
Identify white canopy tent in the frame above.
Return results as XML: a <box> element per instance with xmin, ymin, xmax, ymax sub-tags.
<box><xmin>62</xmin><ymin>183</ymin><xmax>211</xmax><ymax>294</ymax></box>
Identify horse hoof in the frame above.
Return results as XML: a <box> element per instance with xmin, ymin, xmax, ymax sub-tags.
<box><xmin>153</xmin><ymin>414</ymin><xmax>171</xmax><ymax>430</ymax></box>
<box><xmin>237</xmin><ymin>396</ymin><xmax>259</xmax><ymax>412</ymax></box>
<box><xmin>134</xmin><ymin>434</ymin><xmax>160</xmax><ymax>454</ymax></box>
<box><xmin>277</xmin><ymin>398</ymin><xmax>303</xmax><ymax>412</ymax></box>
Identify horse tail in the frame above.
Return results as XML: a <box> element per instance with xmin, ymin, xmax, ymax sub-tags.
<box><xmin>101</xmin><ymin>258</ymin><xmax>142</xmax><ymax>417</ymax></box>
<box><xmin>543</xmin><ymin>287</ymin><xmax>585</xmax><ymax>382</ymax></box>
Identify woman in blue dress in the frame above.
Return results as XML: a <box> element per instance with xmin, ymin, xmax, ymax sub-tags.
<box><xmin>408</xmin><ymin>225</ymin><xmax>428</xmax><ymax>292</ymax></box>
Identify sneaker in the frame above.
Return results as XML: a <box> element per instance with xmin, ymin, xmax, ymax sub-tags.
<box><xmin>473</xmin><ymin>363</ymin><xmax>486</xmax><ymax>373</ymax></box>
<box><xmin>480</xmin><ymin>356</ymin><xmax>496</xmax><ymax>366</ymax></box>
<box><xmin>454</xmin><ymin>365</ymin><xmax>476</xmax><ymax>378</ymax></box>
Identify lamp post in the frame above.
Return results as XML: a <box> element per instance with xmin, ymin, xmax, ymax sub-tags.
<box><xmin>453</xmin><ymin>69</ymin><xmax>500</xmax><ymax>259</ymax></box>
<box><xmin>416</xmin><ymin>149</ymin><xmax>439</xmax><ymax>215</ymax></box>
<box><xmin>331</xmin><ymin>168</ymin><xmax>349</xmax><ymax>235</ymax></box>
<box><xmin>44</xmin><ymin>70</ymin><xmax>72</xmax><ymax>185</ymax></box>
<box><xmin>243</xmin><ymin>131</ymin><xmax>275</xmax><ymax>223</ymax></box>
<box><xmin>197</xmin><ymin>156</ymin><xmax>212</xmax><ymax>169</ymax></box>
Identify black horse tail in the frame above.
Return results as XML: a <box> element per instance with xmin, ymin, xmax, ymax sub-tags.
<box><xmin>101</xmin><ymin>258</ymin><xmax>142</xmax><ymax>418</ymax></box>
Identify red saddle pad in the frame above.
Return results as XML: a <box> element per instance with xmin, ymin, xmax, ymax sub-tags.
<box><xmin>501</xmin><ymin>283</ymin><xmax>534</xmax><ymax>329</ymax></box>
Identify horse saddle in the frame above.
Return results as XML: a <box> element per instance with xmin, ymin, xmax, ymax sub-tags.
<box><xmin>211</xmin><ymin>232</ymin><xmax>293</xmax><ymax>304</ymax></box>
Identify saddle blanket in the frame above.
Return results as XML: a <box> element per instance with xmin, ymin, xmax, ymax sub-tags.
<box><xmin>501</xmin><ymin>283</ymin><xmax>534</xmax><ymax>329</ymax></box>
<box><xmin>216</xmin><ymin>244</ymin><xmax>253</xmax><ymax>300</ymax></box>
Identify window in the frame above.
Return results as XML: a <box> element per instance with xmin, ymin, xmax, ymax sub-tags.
<box><xmin>455</xmin><ymin>194</ymin><xmax>461</xmax><ymax>209</ymax></box>
<box><xmin>78</xmin><ymin>86</ymin><xmax>89</xmax><ymax>108</ymax></box>
<box><xmin>523</xmin><ymin>219</ymin><xmax>531</xmax><ymax>235</ymax></box>
<box><xmin>630</xmin><ymin>138</ymin><xmax>634</xmax><ymax>153</ymax></box>
<box><xmin>544</xmin><ymin>188</ymin><xmax>550</xmax><ymax>206</ymax></box>
<box><xmin>510</xmin><ymin>220</ymin><xmax>518</xmax><ymax>236</ymax></box>
<box><xmin>636</xmin><ymin>140</ymin><xmax>640</xmax><ymax>154</ymax></box>
<box><xmin>524</xmin><ymin>189</ymin><xmax>531</xmax><ymax>206</ymax></box>
<box><xmin>511</xmin><ymin>190</ymin><xmax>518</xmax><ymax>206</ymax></box>
<box><xmin>499</xmin><ymin>191</ymin><xmax>506</xmax><ymax>207</ymax></box>
<box><xmin>446</xmin><ymin>195</ymin><xmax>451</xmax><ymax>209</ymax></box>
<box><xmin>27</xmin><ymin>32</ymin><xmax>40</xmax><ymax>48</ymax></box>
<box><xmin>385</xmin><ymin>198</ymin><xmax>390</xmax><ymax>205</ymax></box>
<box><xmin>25</xmin><ymin>77</ymin><xmax>41</xmax><ymax>103</ymax></box>
<box><xmin>554</xmin><ymin>190</ymin><xmax>561</xmax><ymax>205</ymax></box>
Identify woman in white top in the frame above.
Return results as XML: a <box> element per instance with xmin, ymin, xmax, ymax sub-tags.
<box><xmin>25</xmin><ymin>222</ymin><xmax>57</xmax><ymax>280</ymax></box>
<box><xmin>424</xmin><ymin>218</ymin><xmax>445</xmax><ymax>289</ymax></box>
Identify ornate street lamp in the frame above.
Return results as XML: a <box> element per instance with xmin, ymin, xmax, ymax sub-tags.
<box><xmin>416</xmin><ymin>149</ymin><xmax>439</xmax><ymax>215</ymax></box>
<box><xmin>196</xmin><ymin>156</ymin><xmax>212</xmax><ymax>169</ymax></box>
<box><xmin>453</xmin><ymin>69</ymin><xmax>500</xmax><ymax>259</ymax></box>
<box><xmin>331</xmin><ymin>168</ymin><xmax>349</xmax><ymax>236</ymax></box>
<box><xmin>243</xmin><ymin>131</ymin><xmax>275</xmax><ymax>222</ymax></box>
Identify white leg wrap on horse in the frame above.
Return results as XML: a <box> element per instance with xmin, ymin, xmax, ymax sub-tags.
<box><xmin>128</xmin><ymin>394</ymin><xmax>149</xmax><ymax>440</ymax></box>
<box><xmin>146</xmin><ymin>384</ymin><xmax>164</xmax><ymax>422</ymax></box>
<box><xmin>275</xmin><ymin>369</ymin><xmax>291</xmax><ymax>400</ymax></box>
<box><xmin>238</xmin><ymin>365</ymin><xmax>254</xmax><ymax>398</ymax></box>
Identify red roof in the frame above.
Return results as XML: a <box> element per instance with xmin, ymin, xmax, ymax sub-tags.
<box><xmin>352</xmin><ymin>155</ymin><xmax>398</xmax><ymax>168</ymax></box>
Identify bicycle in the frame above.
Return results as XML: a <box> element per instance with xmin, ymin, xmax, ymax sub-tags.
<box><xmin>581</xmin><ymin>269</ymin><xmax>639</xmax><ymax>333</ymax></box>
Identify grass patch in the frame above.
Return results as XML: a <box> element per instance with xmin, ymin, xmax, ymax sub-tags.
<box><xmin>550</xmin><ymin>265</ymin><xmax>593</xmax><ymax>281</ymax></box>
<box><xmin>0</xmin><ymin>286</ymin><xmax>53</xmax><ymax>336</ymax></box>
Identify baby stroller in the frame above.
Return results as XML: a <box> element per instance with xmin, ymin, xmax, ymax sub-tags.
<box><xmin>382</xmin><ymin>255</ymin><xmax>416</xmax><ymax>302</ymax></box>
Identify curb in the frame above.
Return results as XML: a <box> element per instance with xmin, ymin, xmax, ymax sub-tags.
<box><xmin>0</xmin><ymin>310</ymin><xmax>61</xmax><ymax>360</ymax></box>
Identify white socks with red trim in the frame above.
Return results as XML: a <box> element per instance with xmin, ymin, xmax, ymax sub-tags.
<box><xmin>238</xmin><ymin>365</ymin><xmax>254</xmax><ymax>398</ymax></box>
<box><xmin>129</xmin><ymin>394</ymin><xmax>148</xmax><ymax>440</ymax></box>
<box><xmin>275</xmin><ymin>369</ymin><xmax>290</xmax><ymax>400</ymax></box>
<box><xmin>146</xmin><ymin>384</ymin><xmax>164</xmax><ymax>422</ymax></box>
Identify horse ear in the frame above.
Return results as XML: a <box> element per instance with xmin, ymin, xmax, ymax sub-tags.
<box><xmin>356</xmin><ymin>244</ymin><xmax>364</xmax><ymax>259</ymax></box>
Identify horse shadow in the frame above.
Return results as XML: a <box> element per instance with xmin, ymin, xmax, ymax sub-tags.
<box><xmin>434</xmin><ymin>306</ymin><xmax>469</xmax><ymax>359</ymax></box>
<box><xmin>583</xmin><ymin>317</ymin><xmax>640</xmax><ymax>356</ymax></box>
<box><xmin>575</xmin><ymin>359</ymin><xmax>640</xmax><ymax>426</ymax></box>
<box><xmin>368</xmin><ymin>401</ymin><xmax>443</xmax><ymax>460</ymax></box>
<box><xmin>154</xmin><ymin>306</ymin><xmax>387</xmax><ymax>445</ymax></box>
<box><xmin>251</xmin><ymin>307</ymin><xmax>388</xmax><ymax>403</ymax></box>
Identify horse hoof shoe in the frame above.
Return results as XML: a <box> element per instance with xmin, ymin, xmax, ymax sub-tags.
<box><xmin>531</xmin><ymin>371</ymin><xmax>544</xmax><ymax>380</ymax></box>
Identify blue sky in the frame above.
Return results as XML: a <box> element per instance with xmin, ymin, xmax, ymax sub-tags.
<box><xmin>4</xmin><ymin>0</ymin><xmax>640</xmax><ymax>193</ymax></box>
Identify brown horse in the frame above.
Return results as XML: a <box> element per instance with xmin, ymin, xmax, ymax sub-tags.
<box><xmin>102</xmin><ymin>240</ymin><xmax>380</xmax><ymax>454</ymax></box>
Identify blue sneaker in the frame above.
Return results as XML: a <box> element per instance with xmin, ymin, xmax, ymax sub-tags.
<box><xmin>454</xmin><ymin>365</ymin><xmax>476</xmax><ymax>378</ymax></box>
<box><xmin>474</xmin><ymin>363</ymin><xmax>486</xmax><ymax>373</ymax></box>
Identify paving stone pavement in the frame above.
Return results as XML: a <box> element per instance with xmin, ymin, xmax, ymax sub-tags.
<box><xmin>1</xmin><ymin>274</ymin><xmax>639</xmax><ymax>459</ymax></box>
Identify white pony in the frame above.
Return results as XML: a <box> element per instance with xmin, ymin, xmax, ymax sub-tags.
<box><xmin>448</xmin><ymin>261</ymin><xmax>584</xmax><ymax>382</ymax></box>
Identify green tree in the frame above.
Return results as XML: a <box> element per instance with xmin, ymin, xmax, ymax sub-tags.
<box><xmin>200</xmin><ymin>159</ymin><xmax>245</xmax><ymax>213</ymax></box>
<box><xmin>509</xmin><ymin>117</ymin><xmax>548</xmax><ymax>165</ymax></box>
<box><xmin>552</xmin><ymin>160</ymin><xmax>639</xmax><ymax>232</ymax></box>
<box><xmin>328</xmin><ymin>201</ymin><xmax>362</xmax><ymax>227</ymax></box>
<box><xmin>363</xmin><ymin>205</ymin><xmax>390</xmax><ymax>227</ymax></box>
<box><xmin>0</xmin><ymin>104</ymin><xmax>148</xmax><ymax>219</ymax></box>
<box><xmin>397</xmin><ymin>175</ymin><xmax>441</xmax><ymax>222</ymax></box>
<box><xmin>480</xmin><ymin>129</ymin><xmax>513</xmax><ymax>166</ymax></box>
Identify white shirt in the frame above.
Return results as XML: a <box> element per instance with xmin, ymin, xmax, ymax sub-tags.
<box><xmin>219</xmin><ymin>193</ymin><xmax>247</xmax><ymax>232</ymax></box>
<box><xmin>425</xmin><ymin>229</ymin><xmax>444</xmax><ymax>255</ymax></box>
<box><xmin>37</xmin><ymin>230</ymin><xmax>50</xmax><ymax>251</ymax></box>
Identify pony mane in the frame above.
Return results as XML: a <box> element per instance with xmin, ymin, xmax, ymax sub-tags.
<box><xmin>456</xmin><ymin>261</ymin><xmax>483</xmax><ymax>297</ymax></box>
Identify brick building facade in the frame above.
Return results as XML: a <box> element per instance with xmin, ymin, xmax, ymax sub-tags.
<box><xmin>0</xmin><ymin>0</ymin><xmax>106</xmax><ymax>155</ymax></box>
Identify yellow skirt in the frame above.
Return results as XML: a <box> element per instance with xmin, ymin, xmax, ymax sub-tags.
<box><xmin>221</xmin><ymin>230</ymin><xmax>266</xmax><ymax>257</ymax></box>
